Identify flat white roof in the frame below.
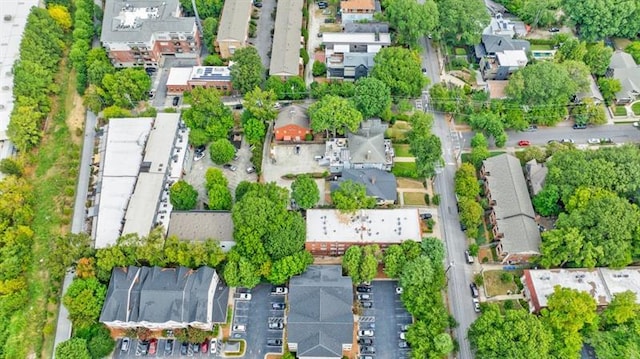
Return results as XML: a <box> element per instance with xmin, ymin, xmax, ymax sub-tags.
<box><xmin>166</xmin><ymin>67</ymin><xmax>193</xmax><ymax>86</ymax></box>
<box><xmin>306</xmin><ymin>209</ymin><xmax>421</xmax><ymax>243</ymax></box>
<box><xmin>94</xmin><ymin>118</ymin><xmax>153</xmax><ymax>248</ymax></box>
<box><xmin>496</xmin><ymin>49</ymin><xmax>527</xmax><ymax>67</ymax></box>
<box><xmin>142</xmin><ymin>113</ymin><xmax>180</xmax><ymax>173</ymax></box>
<box><xmin>322</xmin><ymin>32</ymin><xmax>391</xmax><ymax>45</ymax></box>
<box><xmin>524</xmin><ymin>267</ymin><xmax>640</xmax><ymax>309</ymax></box>
<box><xmin>122</xmin><ymin>173</ymin><xmax>165</xmax><ymax>237</ymax></box>
<box><xmin>0</xmin><ymin>0</ymin><xmax>39</xmax><ymax>140</ymax></box>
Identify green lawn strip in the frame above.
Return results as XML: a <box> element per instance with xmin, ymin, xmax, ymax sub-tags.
<box><xmin>392</xmin><ymin>162</ymin><xmax>418</xmax><ymax>178</ymax></box>
<box><xmin>612</xmin><ymin>105</ymin><xmax>627</xmax><ymax>116</ymax></box>
<box><xmin>531</xmin><ymin>44</ymin><xmax>553</xmax><ymax>51</ymax></box>
<box><xmin>632</xmin><ymin>102</ymin><xmax>640</xmax><ymax>115</ymax></box>
<box><xmin>392</xmin><ymin>144</ymin><xmax>412</xmax><ymax>157</ymax></box>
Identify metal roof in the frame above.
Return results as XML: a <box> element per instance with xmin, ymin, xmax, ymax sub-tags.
<box><xmin>269</xmin><ymin>0</ymin><xmax>303</xmax><ymax>77</ymax></box>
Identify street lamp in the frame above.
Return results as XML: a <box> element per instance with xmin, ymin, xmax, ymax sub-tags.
<box><xmin>445</xmin><ymin>261</ymin><xmax>455</xmax><ymax>285</ymax></box>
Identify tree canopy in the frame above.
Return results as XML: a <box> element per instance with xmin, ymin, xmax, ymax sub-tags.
<box><xmin>243</xmin><ymin>87</ymin><xmax>278</xmax><ymax>122</ymax></box>
<box><xmin>371</xmin><ymin>47</ymin><xmax>429</xmax><ymax>98</ymax></box>
<box><xmin>230</xmin><ymin>47</ymin><xmax>264</xmax><ymax>94</ymax></box>
<box><xmin>63</xmin><ymin>278</ymin><xmax>107</xmax><ymax>329</ymax></box>
<box><xmin>209</xmin><ymin>139</ymin><xmax>236</xmax><ymax>165</ymax></box>
<box><xmin>169</xmin><ymin>180</ymin><xmax>199</xmax><ymax>210</ymax></box>
<box><xmin>382</xmin><ymin>0</ymin><xmax>438</xmax><ymax>47</ymax></box>
<box><xmin>308</xmin><ymin>95</ymin><xmax>363</xmax><ymax>136</ymax></box>
<box><xmin>352</xmin><ymin>77</ymin><xmax>392</xmax><ymax>119</ymax></box>
<box><xmin>562</xmin><ymin>0</ymin><xmax>640</xmax><ymax>41</ymax></box>
<box><xmin>291</xmin><ymin>175</ymin><xmax>320</xmax><ymax>210</ymax></box>
<box><xmin>182</xmin><ymin>87</ymin><xmax>234</xmax><ymax>146</ymax></box>
<box><xmin>435</xmin><ymin>0</ymin><xmax>490</xmax><ymax>45</ymax></box>
<box><xmin>331</xmin><ymin>180</ymin><xmax>376</xmax><ymax>212</ymax></box>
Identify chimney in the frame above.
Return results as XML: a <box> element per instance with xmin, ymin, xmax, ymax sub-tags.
<box><xmin>366</xmin><ymin>150</ymin><xmax>371</xmax><ymax>160</ymax></box>
<box><xmin>371</xmin><ymin>176</ymin><xmax>376</xmax><ymax>184</ymax></box>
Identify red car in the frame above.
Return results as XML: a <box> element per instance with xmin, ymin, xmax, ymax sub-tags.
<box><xmin>517</xmin><ymin>140</ymin><xmax>531</xmax><ymax>147</ymax></box>
<box><xmin>148</xmin><ymin>339</ymin><xmax>157</xmax><ymax>355</ymax></box>
<box><xmin>201</xmin><ymin>340</ymin><xmax>209</xmax><ymax>353</ymax></box>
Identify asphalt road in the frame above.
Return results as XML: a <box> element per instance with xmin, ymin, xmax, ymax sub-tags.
<box><xmin>421</xmin><ymin>37</ymin><xmax>476</xmax><ymax>359</ymax></box>
<box><xmin>254</xmin><ymin>0</ymin><xmax>276</xmax><ymax>69</ymax></box>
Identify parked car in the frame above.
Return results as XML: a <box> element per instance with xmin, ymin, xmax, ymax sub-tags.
<box><xmin>356</xmin><ymin>286</ymin><xmax>372</xmax><ymax>293</ymax></box>
<box><xmin>470</xmin><ymin>283</ymin><xmax>479</xmax><ymax>298</ymax></box>
<box><xmin>419</xmin><ymin>212</ymin><xmax>432</xmax><ymax>220</ymax></box>
<box><xmin>193</xmin><ymin>342</ymin><xmax>200</xmax><ymax>353</ymax></box>
<box><xmin>272</xmin><ymin>302</ymin><xmax>286</xmax><ymax>310</ymax></box>
<box><xmin>399</xmin><ymin>340</ymin><xmax>409</xmax><ymax>348</ymax></box>
<box><xmin>267</xmin><ymin>339</ymin><xmax>283</xmax><ymax>346</ymax></box>
<box><xmin>272</xmin><ymin>287</ymin><xmax>288</xmax><ymax>295</ymax></box>
<box><xmin>232</xmin><ymin>324</ymin><xmax>246</xmax><ymax>332</ymax></box>
<box><xmin>400</xmin><ymin>332</ymin><xmax>406</xmax><ymax>340</ymax></box>
<box><xmin>573</xmin><ymin>123</ymin><xmax>587</xmax><ymax>129</ymax></box>
<box><xmin>180</xmin><ymin>342</ymin><xmax>188</xmax><ymax>355</ymax></box>
<box><xmin>358</xmin><ymin>338</ymin><xmax>374</xmax><ymax>345</ymax></box>
<box><xmin>362</xmin><ymin>301</ymin><xmax>373</xmax><ymax>308</ymax></box>
<box><xmin>634</xmin><ymin>121</ymin><xmax>639</xmax><ymax>127</ymax></box>
<box><xmin>547</xmin><ymin>139</ymin><xmax>558</xmax><ymax>144</ymax></box>
<box><xmin>360</xmin><ymin>346</ymin><xmax>376</xmax><ymax>354</ymax></box>
<box><xmin>148</xmin><ymin>339</ymin><xmax>157</xmax><ymax>355</ymax></box>
<box><xmin>517</xmin><ymin>140</ymin><xmax>531</xmax><ymax>147</ymax></box>
<box><xmin>358</xmin><ymin>293</ymin><xmax>371</xmax><ymax>300</ymax></box>
<box><xmin>548</xmin><ymin>27</ymin><xmax>560</xmax><ymax>32</ymax></box>
<box><xmin>269</xmin><ymin>322</ymin><xmax>284</xmax><ymax>329</ymax></box>
<box><xmin>588</xmin><ymin>138</ymin><xmax>600</xmax><ymax>144</ymax></box>
<box><xmin>200</xmin><ymin>340</ymin><xmax>208</xmax><ymax>353</ymax></box>
<box><xmin>121</xmin><ymin>337</ymin><xmax>131</xmax><ymax>352</ymax></box>
<box><xmin>246</xmin><ymin>166</ymin><xmax>256</xmax><ymax>174</ymax></box>
<box><xmin>172</xmin><ymin>96</ymin><xmax>180</xmax><ymax>106</ymax></box>
<box><xmin>223</xmin><ymin>163</ymin><xmax>237</xmax><ymax>171</ymax></box>
<box><xmin>400</xmin><ymin>324</ymin><xmax>410</xmax><ymax>332</ymax></box>
<box><xmin>460</xmin><ymin>222</ymin><xmax>467</xmax><ymax>231</ymax></box>
<box><xmin>600</xmin><ymin>137</ymin><xmax>613</xmax><ymax>144</ymax></box>
<box><xmin>560</xmin><ymin>138</ymin><xmax>574</xmax><ymax>144</ymax></box>
<box><xmin>465</xmin><ymin>250</ymin><xmax>474</xmax><ymax>264</ymax></box>
<box><xmin>395</xmin><ymin>287</ymin><xmax>403</xmax><ymax>294</ymax></box>
<box><xmin>318</xmin><ymin>1</ymin><xmax>328</xmax><ymax>8</ymax></box>
<box><xmin>164</xmin><ymin>339</ymin><xmax>174</xmax><ymax>353</ymax></box>
<box><xmin>238</xmin><ymin>293</ymin><xmax>252</xmax><ymax>300</ymax></box>
<box><xmin>358</xmin><ymin>330</ymin><xmax>374</xmax><ymax>337</ymax></box>
<box><xmin>473</xmin><ymin>298</ymin><xmax>481</xmax><ymax>313</ymax></box>
<box><xmin>136</xmin><ymin>340</ymin><xmax>149</xmax><ymax>356</ymax></box>
<box><xmin>194</xmin><ymin>145</ymin><xmax>206</xmax><ymax>161</ymax></box>
<box><xmin>210</xmin><ymin>338</ymin><xmax>218</xmax><ymax>354</ymax></box>
<box><xmin>253</xmin><ymin>1</ymin><xmax>262</xmax><ymax>7</ymax></box>
<box><xmin>524</xmin><ymin>125</ymin><xmax>538</xmax><ymax>132</ymax></box>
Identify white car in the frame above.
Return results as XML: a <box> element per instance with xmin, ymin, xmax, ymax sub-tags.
<box><xmin>238</xmin><ymin>293</ymin><xmax>252</xmax><ymax>300</ymax></box>
<box><xmin>400</xmin><ymin>332</ymin><xmax>406</xmax><ymax>340</ymax></box>
<box><xmin>358</xmin><ymin>293</ymin><xmax>371</xmax><ymax>300</ymax></box>
<box><xmin>633</xmin><ymin>121</ymin><xmax>639</xmax><ymax>127</ymax></box>
<box><xmin>358</xmin><ymin>330</ymin><xmax>374</xmax><ymax>337</ymax></box>
<box><xmin>587</xmin><ymin>138</ymin><xmax>600</xmax><ymax>145</ymax></box>
<box><xmin>232</xmin><ymin>325</ymin><xmax>246</xmax><ymax>332</ymax></box>
<box><xmin>272</xmin><ymin>287</ymin><xmax>288</xmax><ymax>295</ymax></box>
<box><xmin>473</xmin><ymin>298</ymin><xmax>481</xmax><ymax>313</ymax></box>
<box><xmin>395</xmin><ymin>287</ymin><xmax>403</xmax><ymax>294</ymax></box>
<box><xmin>210</xmin><ymin>339</ymin><xmax>217</xmax><ymax>354</ymax></box>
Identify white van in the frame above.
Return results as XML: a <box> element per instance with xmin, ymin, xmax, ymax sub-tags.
<box><xmin>465</xmin><ymin>250</ymin><xmax>474</xmax><ymax>264</ymax></box>
<box><xmin>232</xmin><ymin>325</ymin><xmax>246</xmax><ymax>332</ymax></box>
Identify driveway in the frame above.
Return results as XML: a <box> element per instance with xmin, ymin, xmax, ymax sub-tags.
<box><xmin>305</xmin><ymin>3</ymin><xmax>325</xmax><ymax>85</ymax></box>
<box><xmin>182</xmin><ymin>136</ymin><xmax>257</xmax><ymax>208</ymax></box>
<box><xmin>253</xmin><ymin>0</ymin><xmax>276</xmax><ymax>69</ymax></box>
<box><xmin>261</xmin><ymin>142</ymin><xmax>327</xmax><ymax>204</ymax></box>
<box><xmin>358</xmin><ymin>280</ymin><xmax>412</xmax><ymax>359</ymax></box>
<box><xmin>231</xmin><ymin>285</ymin><xmax>286</xmax><ymax>358</ymax></box>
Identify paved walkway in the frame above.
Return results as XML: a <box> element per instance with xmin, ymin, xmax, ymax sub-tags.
<box><xmin>394</xmin><ymin>156</ymin><xmax>415</xmax><ymax>162</ymax></box>
<box><xmin>485</xmin><ymin>293</ymin><xmax>525</xmax><ymax>302</ymax></box>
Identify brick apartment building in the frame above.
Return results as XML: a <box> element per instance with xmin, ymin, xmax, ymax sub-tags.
<box><xmin>100</xmin><ymin>0</ymin><xmax>201</xmax><ymax>68</ymax></box>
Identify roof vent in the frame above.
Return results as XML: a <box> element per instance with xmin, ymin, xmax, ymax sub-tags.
<box><xmin>4</xmin><ymin>15</ymin><xmax>12</xmax><ymax>21</ymax></box>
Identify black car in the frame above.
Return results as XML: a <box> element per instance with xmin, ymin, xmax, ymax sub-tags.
<box><xmin>267</xmin><ymin>339</ymin><xmax>283</xmax><ymax>346</ymax></box>
<box><xmin>253</xmin><ymin>1</ymin><xmax>262</xmax><ymax>7</ymax></box>
<box><xmin>137</xmin><ymin>341</ymin><xmax>149</xmax><ymax>356</ymax></box>
<box><xmin>356</xmin><ymin>286</ymin><xmax>372</xmax><ymax>293</ymax></box>
<box><xmin>470</xmin><ymin>283</ymin><xmax>479</xmax><ymax>298</ymax></box>
<box><xmin>358</xmin><ymin>338</ymin><xmax>374</xmax><ymax>345</ymax></box>
<box><xmin>572</xmin><ymin>123</ymin><xmax>587</xmax><ymax>129</ymax></box>
<box><xmin>420</xmin><ymin>213</ymin><xmax>433</xmax><ymax>220</ymax></box>
<box><xmin>460</xmin><ymin>222</ymin><xmax>467</xmax><ymax>231</ymax></box>
<box><xmin>548</xmin><ymin>27</ymin><xmax>560</xmax><ymax>32</ymax></box>
<box><xmin>172</xmin><ymin>96</ymin><xmax>180</xmax><ymax>106</ymax></box>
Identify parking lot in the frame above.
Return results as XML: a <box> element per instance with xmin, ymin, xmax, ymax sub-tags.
<box><xmin>261</xmin><ymin>143</ymin><xmax>327</xmax><ymax>204</ymax></box>
<box><xmin>357</xmin><ymin>280</ymin><xmax>413</xmax><ymax>359</ymax></box>
<box><xmin>114</xmin><ymin>337</ymin><xmax>220</xmax><ymax>358</ymax></box>
<box><xmin>231</xmin><ymin>284</ymin><xmax>286</xmax><ymax>358</ymax></box>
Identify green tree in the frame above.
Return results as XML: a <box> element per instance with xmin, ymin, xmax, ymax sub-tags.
<box><xmin>0</xmin><ymin>158</ymin><xmax>23</xmax><ymax>177</ymax></box>
<box><xmin>265</xmin><ymin>76</ymin><xmax>286</xmax><ymax>99</ymax></box>
<box><xmin>597</xmin><ymin>78</ymin><xmax>622</xmax><ymax>104</ymax></box>
<box><xmin>267</xmin><ymin>251</ymin><xmax>314</xmax><ymax>284</ymax></box>
<box><xmin>291</xmin><ymin>175</ymin><xmax>320</xmax><ymax>210</ymax></box>
<box><xmin>243</xmin><ymin>117</ymin><xmax>267</xmax><ymax>145</ymax></box>
<box><xmin>207</xmin><ymin>184</ymin><xmax>232</xmax><ymax>210</ymax></box>
<box><xmin>263</xmin><ymin>211</ymin><xmax>306</xmax><ymax>260</ymax></box>
<box><xmin>101</xmin><ymin>68</ymin><xmax>151</xmax><ymax>108</ymax></box>
<box><xmin>360</xmin><ymin>245</ymin><xmax>380</xmax><ymax>283</ymax></box>
<box><xmin>55</xmin><ymin>338</ymin><xmax>91</xmax><ymax>359</ymax></box>
<box><xmin>556</xmin><ymin>38</ymin><xmax>587</xmax><ymax>62</ymax></box>
<box><xmin>86</xmin><ymin>48</ymin><xmax>114</xmax><ymax>87</ymax></box>
<box><xmin>469</xmin><ymin>305</ymin><xmax>553</xmax><ymax>359</ymax></box>
<box><xmin>519</xmin><ymin>0</ymin><xmax>559</xmax><ymax>28</ymax></box>
<box><xmin>169</xmin><ymin>180</ymin><xmax>199</xmax><ymax>210</ymax></box>
<box><xmin>63</xmin><ymin>278</ymin><xmax>107</xmax><ymax>329</ymax></box>
<box><xmin>7</xmin><ymin>104</ymin><xmax>43</xmax><ymax>152</ymax></box>
<box><xmin>469</xmin><ymin>132</ymin><xmax>490</xmax><ymax>168</ymax></box>
<box><xmin>435</xmin><ymin>0</ymin><xmax>490</xmax><ymax>45</ymax></box>
<box><xmin>230</xmin><ymin>47</ymin><xmax>264</xmax><ymax>93</ymax></box>
<box><xmin>86</xmin><ymin>325</ymin><xmax>116</xmax><ymax>359</ymax></box>
<box><xmin>371</xmin><ymin>47</ymin><xmax>429</xmax><ymax>98</ymax></box>
<box><xmin>203</xmin><ymin>54</ymin><xmax>224</xmax><ymax>66</ymax></box>
<box><xmin>331</xmin><ymin>180</ymin><xmax>376</xmax><ymax>212</ymax></box>
<box><xmin>285</xmin><ymin>76</ymin><xmax>307</xmax><ymax>100</ymax></box>
<box><xmin>625</xmin><ymin>41</ymin><xmax>640</xmax><ymax>63</ymax></box>
<box><xmin>383</xmin><ymin>0</ymin><xmax>438</xmax><ymax>47</ymax></box>
<box><xmin>342</xmin><ymin>245</ymin><xmax>364</xmax><ymax>283</ymax></box>
<box><xmin>243</xmin><ymin>87</ymin><xmax>278</xmax><ymax>122</ymax></box>
<box><xmin>209</xmin><ymin>138</ymin><xmax>236</xmax><ymax>164</ymax></box>
<box><xmin>455</xmin><ymin>163</ymin><xmax>479</xmax><ymax>199</ymax></box>
<box><xmin>562</xmin><ymin>0</ymin><xmax>640</xmax><ymax>41</ymax></box>
<box><xmin>584</xmin><ymin>41</ymin><xmax>613</xmax><ymax>76</ymax></box>
<box><xmin>205</xmin><ymin>167</ymin><xmax>228</xmax><ymax>190</ymax></box>
<box><xmin>201</xmin><ymin>17</ymin><xmax>218</xmax><ymax>52</ymax></box>
<box><xmin>409</xmin><ymin>134</ymin><xmax>442</xmax><ymax>178</ymax></box>
<box><xmin>383</xmin><ymin>244</ymin><xmax>406</xmax><ymax>278</ymax></box>
<box><xmin>223</xmin><ymin>252</ymin><xmax>261</xmax><ymax>288</ymax></box>
<box><xmin>182</xmin><ymin>87</ymin><xmax>234</xmax><ymax>145</ymax></box>
<box><xmin>420</xmin><ymin>237</ymin><xmax>445</xmax><ymax>264</ymax></box>
<box><xmin>533</xmin><ymin>184</ymin><xmax>561</xmax><ymax>216</ymax></box>
<box><xmin>308</xmin><ymin>95</ymin><xmax>363</xmax><ymax>136</ymax></box>
<box><xmin>312</xmin><ymin>61</ymin><xmax>327</xmax><ymax>77</ymax></box>
<box><xmin>352</xmin><ymin>77</ymin><xmax>392</xmax><ymax>119</ymax></box>
<box><xmin>601</xmin><ymin>291</ymin><xmax>639</xmax><ymax>328</ymax></box>
<box><xmin>458</xmin><ymin>197</ymin><xmax>483</xmax><ymax>237</ymax></box>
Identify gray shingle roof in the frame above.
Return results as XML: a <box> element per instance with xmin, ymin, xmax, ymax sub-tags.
<box><xmin>525</xmin><ymin>159</ymin><xmax>548</xmax><ymax>196</ymax></box>
<box><xmin>101</xmin><ymin>0</ymin><xmax>196</xmax><ymax>43</ymax></box>
<box><xmin>332</xmin><ymin>168</ymin><xmax>397</xmax><ymax>202</ymax></box>
<box><xmin>274</xmin><ymin>104</ymin><xmax>310</xmax><ymax>129</ymax></box>
<box><xmin>216</xmin><ymin>0</ymin><xmax>252</xmax><ymax>42</ymax></box>
<box><xmin>100</xmin><ymin>266</ymin><xmax>220</xmax><ymax>325</ymax></box>
<box><xmin>347</xmin><ymin>119</ymin><xmax>388</xmax><ymax>164</ymax></box>
<box><xmin>167</xmin><ymin>211</ymin><xmax>234</xmax><ymax>242</ymax></box>
<box><xmin>269</xmin><ymin>0</ymin><xmax>303</xmax><ymax>76</ymax></box>
<box><xmin>344</xmin><ymin>21</ymin><xmax>389</xmax><ymax>33</ymax></box>
<box><xmin>483</xmin><ymin>154</ymin><xmax>541</xmax><ymax>254</ymax></box>
<box><xmin>481</xmin><ymin>34</ymin><xmax>530</xmax><ymax>55</ymax></box>
<box><xmin>608</xmin><ymin>52</ymin><xmax>640</xmax><ymax>102</ymax></box>
<box><xmin>288</xmin><ymin>265</ymin><xmax>353</xmax><ymax>358</ymax></box>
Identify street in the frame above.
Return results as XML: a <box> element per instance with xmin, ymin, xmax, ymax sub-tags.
<box><xmin>420</xmin><ymin>36</ymin><xmax>476</xmax><ymax>359</ymax></box>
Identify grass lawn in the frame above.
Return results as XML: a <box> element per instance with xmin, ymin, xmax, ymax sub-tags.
<box><xmin>393</xmin><ymin>144</ymin><xmax>412</xmax><ymax>157</ymax></box>
<box><xmin>483</xmin><ymin>270</ymin><xmax>522</xmax><ymax>297</ymax></box>
<box><xmin>403</xmin><ymin>192</ymin><xmax>427</xmax><ymax>205</ymax></box>
<box><xmin>392</xmin><ymin>162</ymin><xmax>418</xmax><ymax>178</ymax></box>
<box><xmin>612</xmin><ymin>105</ymin><xmax>628</xmax><ymax>116</ymax></box>
<box><xmin>531</xmin><ymin>44</ymin><xmax>553</xmax><ymax>50</ymax></box>
<box><xmin>454</xmin><ymin>47</ymin><xmax>467</xmax><ymax>56</ymax></box>
<box><xmin>386</xmin><ymin>121</ymin><xmax>412</xmax><ymax>141</ymax></box>
<box><xmin>397</xmin><ymin>178</ymin><xmax>425</xmax><ymax>189</ymax></box>
<box><xmin>632</xmin><ymin>102</ymin><xmax>640</xmax><ymax>115</ymax></box>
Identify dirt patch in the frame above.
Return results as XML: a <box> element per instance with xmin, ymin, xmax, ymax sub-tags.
<box><xmin>66</xmin><ymin>90</ymin><xmax>85</xmax><ymax>145</ymax></box>
<box><xmin>403</xmin><ymin>192</ymin><xmax>426</xmax><ymax>206</ymax></box>
<box><xmin>313</xmin><ymin>256</ymin><xmax>342</xmax><ymax>265</ymax></box>
<box><xmin>397</xmin><ymin>178</ymin><xmax>425</xmax><ymax>189</ymax></box>
<box><xmin>614</xmin><ymin>38</ymin><xmax>631</xmax><ymax>51</ymax></box>
<box><xmin>478</xmin><ymin>247</ymin><xmax>493</xmax><ymax>263</ymax></box>
<box><xmin>483</xmin><ymin>270</ymin><xmax>519</xmax><ymax>297</ymax></box>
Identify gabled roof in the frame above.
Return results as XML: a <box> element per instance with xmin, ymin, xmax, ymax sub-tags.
<box><xmin>344</xmin><ymin>22</ymin><xmax>389</xmax><ymax>34</ymax></box>
<box><xmin>288</xmin><ymin>265</ymin><xmax>353</xmax><ymax>358</ymax></box>
<box><xmin>347</xmin><ymin>119</ymin><xmax>388</xmax><ymax>164</ymax></box>
<box><xmin>333</xmin><ymin>168</ymin><xmax>397</xmax><ymax>202</ymax></box>
<box><xmin>216</xmin><ymin>0</ymin><xmax>252</xmax><ymax>42</ymax></box>
<box><xmin>342</xmin><ymin>52</ymin><xmax>376</xmax><ymax>68</ymax></box>
<box><xmin>481</xmin><ymin>34</ymin><xmax>530</xmax><ymax>54</ymax></box>
<box><xmin>609</xmin><ymin>51</ymin><xmax>637</xmax><ymax>69</ymax></box>
<box><xmin>483</xmin><ymin>154</ymin><xmax>540</xmax><ymax>254</ymax></box>
<box><xmin>100</xmin><ymin>266</ymin><xmax>219</xmax><ymax>325</ymax></box>
<box><xmin>525</xmin><ymin>159</ymin><xmax>547</xmax><ymax>195</ymax></box>
<box><xmin>275</xmin><ymin>105</ymin><xmax>310</xmax><ymax>129</ymax></box>
<box><xmin>269</xmin><ymin>0</ymin><xmax>303</xmax><ymax>77</ymax></box>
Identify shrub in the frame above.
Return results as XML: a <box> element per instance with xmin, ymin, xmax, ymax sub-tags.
<box><xmin>305</xmin><ymin>133</ymin><xmax>313</xmax><ymax>141</ymax></box>
<box><xmin>503</xmin><ymin>299</ymin><xmax>514</xmax><ymax>310</ymax></box>
<box><xmin>312</xmin><ymin>61</ymin><xmax>327</xmax><ymax>77</ymax></box>
<box><xmin>424</xmin><ymin>193</ymin><xmax>430</xmax><ymax>205</ymax></box>
<box><xmin>300</xmin><ymin>48</ymin><xmax>310</xmax><ymax>65</ymax></box>
<box><xmin>500</xmin><ymin>272</ymin><xmax>513</xmax><ymax>283</ymax></box>
<box><xmin>432</xmin><ymin>194</ymin><xmax>441</xmax><ymax>205</ymax></box>
<box><xmin>474</xmin><ymin>273</ymin><xmax>484</xmax><ymax>286</ymax></box>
